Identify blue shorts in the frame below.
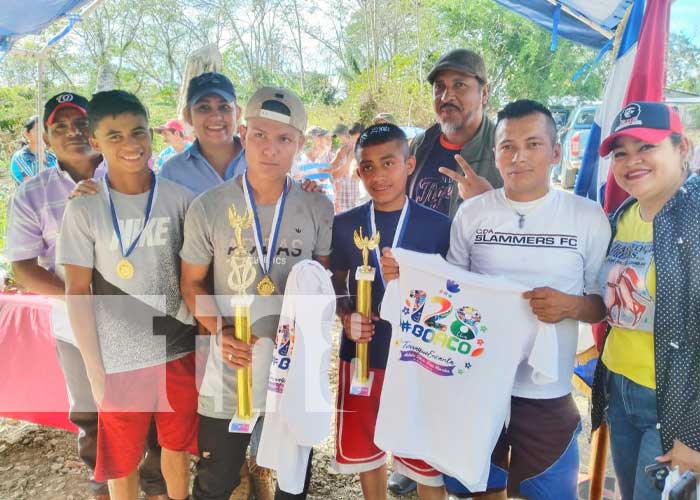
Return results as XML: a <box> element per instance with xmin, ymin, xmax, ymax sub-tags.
<box><xmin>445</xmin><ymin>394</ymin><xmax>582</xmax><ymax>500</ymax></box>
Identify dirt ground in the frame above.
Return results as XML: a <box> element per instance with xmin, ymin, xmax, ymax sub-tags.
<box><xmin>0</xmin><ymin>326</ymin><xmax>617</xmax><ymax>500</ymax></box>
<box><xmin>0</xmin><ymin>395</ymin><xmax>616</xmax><ymax>500</ymax></box>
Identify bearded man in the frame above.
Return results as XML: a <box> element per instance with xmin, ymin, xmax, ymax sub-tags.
<box><xmin>407</xmin><ymin>49</ymin><xmax>503</xmax><ymax>219</ymax></box>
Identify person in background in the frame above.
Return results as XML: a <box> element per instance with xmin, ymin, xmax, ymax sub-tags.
<box><xmin>592</xmin><ymin>102</ymin><xmax>700</xmax><ymax>500</ymax></box>
<box><xmin>155</xmin><ymin>119</ymin><xmax>192</xmax><ymax>170</ymax></box>
<box><xmin>294</xmin><ymin>126</ymin><xmax>335</xmax><ymax>203</ymax></box>
<box><xmin>373</xmin><ymin>113</ymin><xmax>396</xmax><ymax>125</ymax></box>
<box><xmin>331</xmin><ymin>122</ymin><xmax>363</xmax><ymax>213</ymax></box>
<box><xmin>10</xmin><ymin>115</ymin><xmax>58</xmax><ymax>185</ymax></box>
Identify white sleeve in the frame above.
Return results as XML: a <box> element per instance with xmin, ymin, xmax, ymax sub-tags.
<box><xmin>527</xmin><ymin>322</ymin><xmax>559</xmax><ymax>385</ymax></box>
<box><xmin>446</xmin><ymin>204</ymin><xmax>470</xmax><ymax>270</ymax></box>
<box><xmin>280</xmin><ymin>262</ymin><xmax>335</xmax><ymax>446</ymax></box>
<box><xmin>582</xmin><ymin>206</ymin><xmax>612</xmax><ymax>296</ymax></box>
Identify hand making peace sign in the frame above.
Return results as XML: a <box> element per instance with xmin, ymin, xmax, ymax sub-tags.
<box><xmin>438</xmin><ymin>154</ymin><xmax>493</xmax><ymax>200</ymax></box>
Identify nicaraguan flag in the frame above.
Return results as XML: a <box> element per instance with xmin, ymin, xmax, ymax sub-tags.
<box><xmin>574</xmin><ymin>0</ymin><xmax>671</xmax><ymax>213</ymax></box>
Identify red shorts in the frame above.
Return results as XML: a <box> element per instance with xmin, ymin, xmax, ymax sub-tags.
<box><xmin>334</xmin><ymin>360</ymin><xmax>442</xmax><ymax>486</ymax></box>
<box><xmin>95</xmin><ymin>352</ymin><xmax>199</xmax><ymax>482</ymax></box>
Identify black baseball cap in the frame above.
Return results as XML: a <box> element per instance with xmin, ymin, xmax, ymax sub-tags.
<box><xmin>23</xmin><ymin>116</ymin><xmax>39</xmax><ymax>132</ymax></box>
<box><xmin>599</xmin><ymin>101</ymin><xmax>684</xmax><ymax>156</ymax></box>
<box><xmin>427</xmin><ymin>49</ymin><xmax>487</xmax><ymax>85</ymax></box>
<box><xmin>186</xmin><ymin>72</ymin><xmax>236</xmax><ymax>106</ymax></box>
<box><xmin>43</xmin><ymin>92</ymin><xmax>89</xmax><ymax>126</ymax></box>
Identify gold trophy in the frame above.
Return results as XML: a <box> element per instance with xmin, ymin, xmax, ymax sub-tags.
<box><xmin>226</xmin><ymin>204</ymin><xmax>260</xmax><ymax>433</ymax></box>
<box><xmin>350</xmin><ymin>226</ymin><xmax>380</xmax><ymax>396</ymax></box>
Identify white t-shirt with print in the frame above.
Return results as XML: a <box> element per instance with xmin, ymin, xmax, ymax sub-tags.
<box><xmin>376</xmin><ymin>249</ymin><xmax>558</xmax><ymax>492</ymax></box>
<box><xmin>447</xmin><ymin>188</ymin><xmax>610</xmax><ymax>399</ymax></box>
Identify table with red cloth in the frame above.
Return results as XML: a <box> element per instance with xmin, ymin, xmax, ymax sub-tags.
<box><xmin>0</xmin><ymin>292</ymin><xmax>76</xmax><ymax>432</ymax></box>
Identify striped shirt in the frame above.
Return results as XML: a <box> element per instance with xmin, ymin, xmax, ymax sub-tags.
<box><xmin>295</xmin><ymin>161</ymin><xmax>335</xmax><ymax>204</ymax></box>
<box><xmin>10</xmin><ymin>146</ymin><xmax>58</xmax><ymax>185</ymax></box>
<box><xmin>5</xmin><ymin>163</ymin><xmax>103</xmax><ymax>272</ymax></box>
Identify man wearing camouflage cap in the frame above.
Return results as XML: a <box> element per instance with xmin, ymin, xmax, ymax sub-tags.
<box><xmin>407</xmin><ymin>48</ymin><xmax>503</xmax><ymax>220</ymax></box>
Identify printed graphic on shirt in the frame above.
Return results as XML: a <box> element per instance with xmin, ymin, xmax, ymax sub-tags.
<box><xmin>269</xmin><ymin>321</ymin><xmax>296</xmax><ymax>394</ymax></box>
<box><xmin>109</xmin><ymin>216</ymin><xmax>173</xmax><ymax>251</ymax></box>
<box><xmin>413</xmin><ymin>175</ymin><xmax>455</xmax><ymax>214</ymax></box>
<box><xmin>411</xmin><ymin>138</ymin><xmax>463</xmax><ymax>216</ymax></box>
<box><xmin>474</xmin><ymin>229</ymin><xmax>579</xmax><ymax>249</ymax></box>
<box><xmin>226</xmin><ymin>236</ymin><xmax>306</xmax><ymax>270</ymax></box>
<box><xmin>398</xmin><ymin>279</ymin><xmax>488</xmax><ymax>377</ymax></box>
<box><xmin>604</xmin><ymin>240</ymin><xmax>655</xmax><ymax>332</ymax></box>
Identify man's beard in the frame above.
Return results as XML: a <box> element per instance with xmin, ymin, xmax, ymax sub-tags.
<box><xmin>439</xmin><ymin>116</ymin><xmax>466</xmax><ymax>136</ymax></box>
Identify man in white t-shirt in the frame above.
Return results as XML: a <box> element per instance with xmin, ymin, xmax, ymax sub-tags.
<box><xmin>383</xmin><ymin>100</ymin><xmax>610</xmax><ymax>500</ymax></box>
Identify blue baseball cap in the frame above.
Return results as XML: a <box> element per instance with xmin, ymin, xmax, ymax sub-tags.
<box><xmin>186</xmin><ymin>72</ymin><xmax>236</xmax><ymax>106</ymax></box>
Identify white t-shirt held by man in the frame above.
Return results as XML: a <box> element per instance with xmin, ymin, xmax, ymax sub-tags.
<box><xmin>376</xmin><ymin>249</ymin><xmax>559</xmax><ymax>491</ymax></box>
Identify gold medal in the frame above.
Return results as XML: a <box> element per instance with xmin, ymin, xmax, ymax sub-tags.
<box><xmin>116</xmin><ymin>258</ymin><xmax>135</xmax><ymax>280</ymax></box>
<box><xmin>256</xmin><ymin>275</ymin><xmax>276</xmax><ymax>296</ymax></box>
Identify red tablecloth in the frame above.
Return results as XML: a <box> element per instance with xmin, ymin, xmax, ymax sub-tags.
<box><xmin>0</xmin><ymin>293</ymin><xmax>76</xmax><ymax>432</ymax></box>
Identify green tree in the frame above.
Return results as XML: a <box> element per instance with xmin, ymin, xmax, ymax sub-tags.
<box><xmin>667</xmin><ymin>32</ymin><xmax>700</xmax><ymax>93</ymax></box>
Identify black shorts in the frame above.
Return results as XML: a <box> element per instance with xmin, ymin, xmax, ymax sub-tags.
<box><xmin>192</xmin><ymin>414</ymin><xmax>313</xmax><ymax>500</ymax></box>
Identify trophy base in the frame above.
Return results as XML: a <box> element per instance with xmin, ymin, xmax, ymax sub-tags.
<box><xmin>228</xmin><ymin>410</ymin><xmax>261</xmax><ymax>434</ymax></box>
<box><xmin>349</xmin><ymin>358</ymin><xmax>374</xmax><ymax>397</ymax></box>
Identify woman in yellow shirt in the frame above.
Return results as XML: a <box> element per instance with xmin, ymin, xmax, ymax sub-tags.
<box><xmin>593</xmin><ymin>102</ymin><xmax>700</xmax><ymax>500</ymax></box>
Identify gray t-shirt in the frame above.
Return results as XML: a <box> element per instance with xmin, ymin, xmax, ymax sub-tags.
<box><xmin>57</xmin><ymin>176</ymin><xmax>196</xmax><ymax>374</ymax></box>
<box><xmin>180</xmin><ymin>177</ymin><xmax>333</xmax><ymax>419</ymax></box>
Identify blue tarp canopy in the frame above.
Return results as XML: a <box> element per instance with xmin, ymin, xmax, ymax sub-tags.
<box><xmin>494</xmin><ymin>0</ymin><xmax>634</xmax><ymax>48</ymax></box>
<box><xmin>1</xmin><ymin>0</ymin><xmax>629</xmax><ymax>57</ymax></box>
<box><xmin>0</xmin><ymin>0</ymin><xmax>93</xmax><ymax>54</ymax></box>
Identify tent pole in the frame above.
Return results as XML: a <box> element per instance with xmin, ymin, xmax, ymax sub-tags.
<box><xmin>36</xmin><ymin>53</ymin><xmax>46</xmax><ymax>172</ymax></box>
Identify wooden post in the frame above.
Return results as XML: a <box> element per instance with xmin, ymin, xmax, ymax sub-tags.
<box><xmin>588</xmin><ymin>421</ymin><xmax>610</xmax><ymax>500</ymax></box>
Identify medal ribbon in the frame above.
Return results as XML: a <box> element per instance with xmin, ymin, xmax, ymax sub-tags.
<box><xmin>242</xmin><ymin>173</ymin><xmax>290</xmax><ymax>277</ymax></box>
<box><xmin>367</xmin><ymin>197</ymin><xmax>410</xmax><ymax>288</ymax></box>
<box><xmin>105</xmin><ymin>172</ymin><xmax>157</xmax><ymax>260</ymax></box>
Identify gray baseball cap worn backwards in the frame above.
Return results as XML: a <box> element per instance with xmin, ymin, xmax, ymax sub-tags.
<box><xmin>245</xmin><ymin>87</ymin><xmax>307</xmax><ymax>134</ymax></box>
<box><xmin>427</xmin><ymin>49</ymin><xmax>487</xmax><ymax>84</ymax></box>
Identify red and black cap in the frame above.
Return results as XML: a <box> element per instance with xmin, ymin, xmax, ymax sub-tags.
<box><xmin>599</xmin><ymin>101</ymin><xmax>684</xmax><ymax>157</ymax></box>
<box><xmin>43</xmin><ymin>92</ymin><xmax>89</xmax><ymax>126</ymax></box>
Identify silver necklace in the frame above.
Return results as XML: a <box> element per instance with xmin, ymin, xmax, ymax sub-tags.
<box><xmin>503</xmin><ymin>192</ymin><xmax>549</xmax><ymax>229</ymax></box>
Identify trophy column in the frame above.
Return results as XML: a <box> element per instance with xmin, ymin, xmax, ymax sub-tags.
<box><xmin>350</xmin><ymin>227</ymin><xmax>380</xmax><ymax>397</ymax></box>
<box><xmin>227</xmin><ymin>205</ymin><xmax>260</xmax><ymax>433</ymax></box>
